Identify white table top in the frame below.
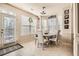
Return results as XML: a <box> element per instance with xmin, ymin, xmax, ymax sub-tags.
<box><xmin>43</xmin><ymin>34</ymin><xmax>54</xmax><ymax>36</ymax></box>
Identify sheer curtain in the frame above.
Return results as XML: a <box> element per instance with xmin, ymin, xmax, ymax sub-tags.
<box><xmin>42</xmin><ymin>19</ymin><xmax>47</xmax><ymax>33</ymax></box>
<box><xmin>48</xmin><ymin>16</ymin><xmax>59</xmax><ymax>33</ymax></box>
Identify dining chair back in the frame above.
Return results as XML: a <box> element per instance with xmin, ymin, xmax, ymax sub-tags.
<box><xmin>34</xmin><ymin>31</ymin><xmax>45</xmax><ymax>50</ymax></box>
<box><xmin>48</xmin><ymin>30</ymin><xmax>60</xmax><ymax>45</ymax></box>
<box><xmin>34</xmin><ymin>34</ymin><xmax>38</xmax><ymax>45</ymax></box>
<box><xmin>37</xmin><ymin>32</ymin><xmax>44</xmax><ymax>43</ymax></box>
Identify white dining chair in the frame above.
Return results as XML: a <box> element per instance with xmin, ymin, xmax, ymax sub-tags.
<box><xmin>34</xmin><ymin>31</ymin><xmax>47</xmax><ymax>50</ymax></box>
<box><xmin>34</xmin><ymin>34</ymin><xmax>38</xmax><ymax>45</ymax></box>
<box><xmin>37</xmin><ymin>32</ymin><xmax>45</xmax><ymax>50</ymax></box>
<box><xmin>48</xmin><ymin>30</ymin><xmax>60</xmax><ymax>45</ymax></box>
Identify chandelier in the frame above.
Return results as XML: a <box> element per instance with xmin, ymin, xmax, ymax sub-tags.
<box><xmin>40</xmin><ymin>6</ymin><xmax>46</xmax><ymax>15</ymax></box>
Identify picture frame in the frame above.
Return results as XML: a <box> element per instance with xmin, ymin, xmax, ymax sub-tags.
<box><xmin>64</xmin><ymin>20</ymin><xmax>69</xmax><ymax>24</ymax></box>
<box><xmin>64</xmin><ymin>25</ymin><xmax>69</xmax><ymax>29</ymax></box>
<box><xmin>64</xmin><ymin>9</ymin><xmax>69</xmax><ymax>19</ymax></box>
<box><xmin>64</xmin><ymin>15</ymin><xmax>69</xmax><ymax>19</ymax></box>
<box><xmin>64</xmin><ymin>9</ymin><xmax>69</xmax><ymax>14</ymax></box>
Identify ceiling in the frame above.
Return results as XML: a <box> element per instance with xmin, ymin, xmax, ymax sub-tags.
<box><xmin>9</xmin><ymin>3</ymin><xmax>72</xmax><ymax>16</ymax></box>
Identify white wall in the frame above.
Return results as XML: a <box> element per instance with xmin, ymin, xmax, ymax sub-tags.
<box><xmin>61</xmin><ymin>4</ymin><xmax>73</xmax><ymax>41</ymax></box>
<box><xmin>51</xmin><ymin>4</ymin><xmax>73</xmax><ymax>41</ymax></box>
<box><xmin>0</xmin><ymin>3</ymin><xmax>38</xmax><ymax>44</ymax></box>
<box><xmin>41</xmin><ymin>4</ymin><xmax>73</xmax><ymax>41</ymax></box>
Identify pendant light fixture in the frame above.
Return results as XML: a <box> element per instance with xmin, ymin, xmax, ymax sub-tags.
<box><xmin>40</xmin><ymin>6</ymin><xmax>46</xmax><ymax>15</ymax></box>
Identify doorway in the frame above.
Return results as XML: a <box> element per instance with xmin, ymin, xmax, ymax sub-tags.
<box><xmin>0</xmin><ymin>13</ymin><xmax>16</xmax><ymax>47</ymax></box>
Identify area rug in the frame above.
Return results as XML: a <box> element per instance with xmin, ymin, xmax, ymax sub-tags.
<box><xmin>0</xmin><ymin>43</ymin><xmax>23</xmax><ymax>56</ymax></box>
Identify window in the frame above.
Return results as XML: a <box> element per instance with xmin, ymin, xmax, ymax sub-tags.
<box><xmin>0</xmin><ymin>8</ymin><xmax>16</xmax><ymax>16</ymax></box>
<box><xmin>21</xmin><ymin>15</ymin><xmax>29</xmax><ymax>35</ymax></box>
<box><xmin>21</xmin><ymin>15</ymin><xmax>37</xmax><ymax>35</ymax></box>
<box><xmin>30</xmin><ymin>18</ymin><xmax>37</xmax><ymax>34</ymax></box>
<box><xmin>48</xmin><ymin>16</ymin><xmax>59</xmax><ymax>32</ymax></box>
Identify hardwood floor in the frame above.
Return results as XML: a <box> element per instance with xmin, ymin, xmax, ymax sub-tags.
<box><xmin>4</xmin><ymin>40</ymin><xmax>73</xmax><ymax>56</ymax></box>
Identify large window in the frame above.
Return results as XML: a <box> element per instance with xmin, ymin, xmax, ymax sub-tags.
<box><xmin>21</xmin><ymin>16</ymin><xmax>29</xmax><ymax>35</ymax></box>
<box><xmin>21</xmin><ymin>15</ymin><xmax>37</xmax><ymax>35</ymax></box>
<box><xmin>48</xmin><ymin>15</ymin><xmax>59</xmax><ymax>32</ymax></box>
<box><xmin>30</xmin><ymin>18</ymin><xmax>37</xmax><ymax>34</ymax></box>
<box><xmin>0</xmin><ymin>8</ymin><xmax>16</xmax><ymax>16</ymax></box>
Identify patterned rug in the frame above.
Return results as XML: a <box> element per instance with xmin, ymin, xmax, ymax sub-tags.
<box><xmin>0</xmin><ymin>43</ymin><xmax>23</xmax><ymax>56</ymax></box>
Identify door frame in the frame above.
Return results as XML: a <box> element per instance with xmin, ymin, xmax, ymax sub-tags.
<box><xmin>73</xmin><ymin>3</ymin><xmax>79</xmax><ymax>56</ymax></box>
<box><xmin>0</xmin><ymin>13</ymin><xmax>16</xmax><ymax>47</ymax></box>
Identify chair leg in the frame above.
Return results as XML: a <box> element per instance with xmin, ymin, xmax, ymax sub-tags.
<box><xmin>37</xmin><ymin>42</ymin><xmax>40</xmax><ymax>48</ymax></box>
<box><xmin>42</xmin><ymin>43</ymin><xmax>44</xmax><ymax>50</ymax></box>
<box><xmin>55</xmin><ymin>41</ymin><xmax>58</xmax><ymax>45</ymax></box>
<box><xmin>35</xmin><ymin>39</ymin><xmax>37</xmax><ymax>45</ymax></box>
<box><xmin>37</xmin><ymin>42</ymin><xmax>44</xmax><ymax>50</ymax></box>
